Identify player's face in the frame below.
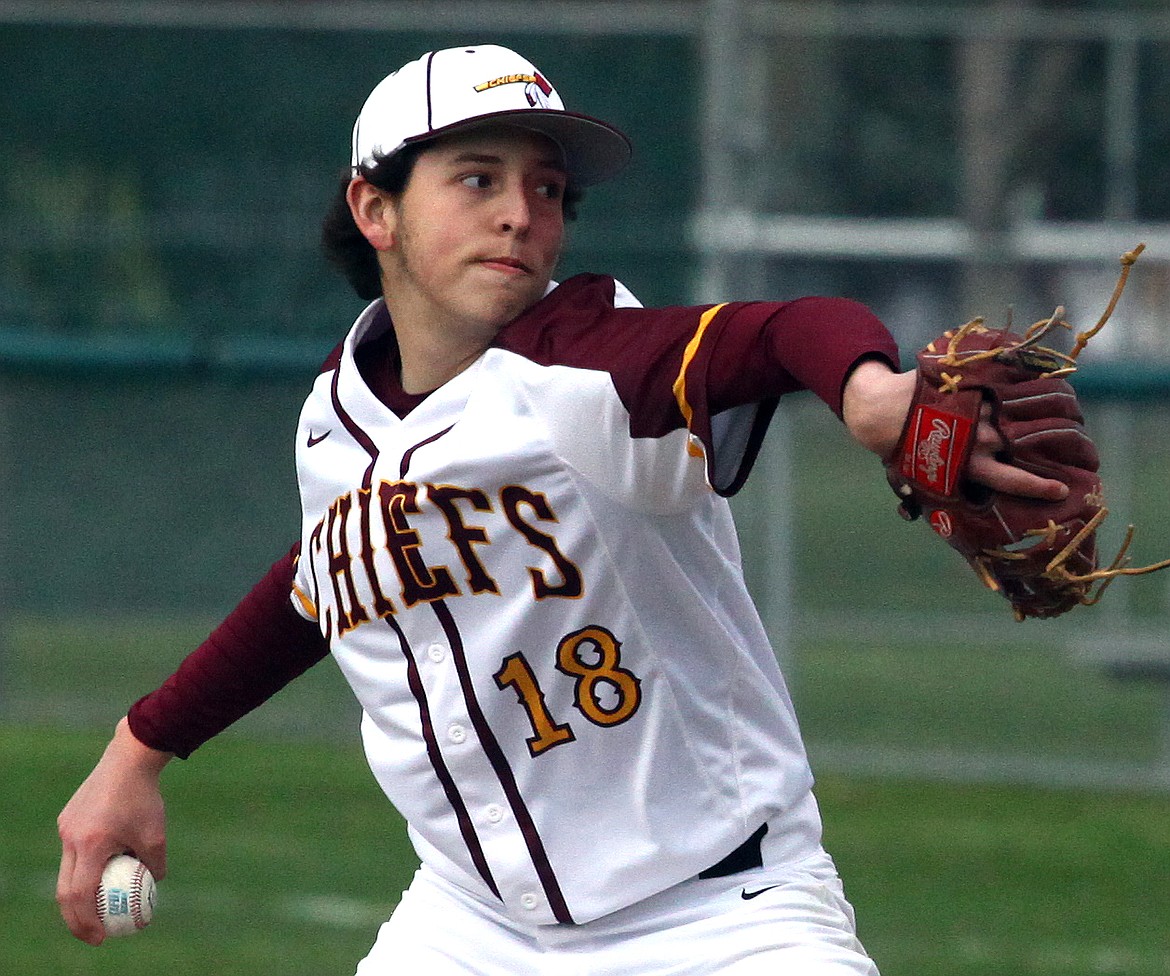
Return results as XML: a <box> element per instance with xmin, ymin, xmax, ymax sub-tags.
<box><xmin>384</xmin><ymin>127</ymin><xmax>567</xmax><ymax>346</ymax></box>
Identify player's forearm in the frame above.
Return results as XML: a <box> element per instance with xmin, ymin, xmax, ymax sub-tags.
<box><xmin>127</xmin><ymin>546</ymin><xmax>330</xmax><ymax>758</ymax></box>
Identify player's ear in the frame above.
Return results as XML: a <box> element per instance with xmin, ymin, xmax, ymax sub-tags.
<box><xmin>346</xmin><ymin>176</ymin><xmax>398</xmax><ymax>251</ymax></box>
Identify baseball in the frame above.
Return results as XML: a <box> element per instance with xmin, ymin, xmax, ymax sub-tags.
<box><xmin>97</xmin><ymin>854</ymin><xmax>157</xmax><ymax>937</ymax></box>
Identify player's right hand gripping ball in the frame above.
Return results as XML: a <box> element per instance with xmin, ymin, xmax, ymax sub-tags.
<box><xmin>97</xmin><ymin>854</ymin><xmax>157</xmax><ymax>937</ymax></box>
<box><xmin>885</xmin><ymin>244</ymin><xmax>1170</xmax><ymax>620</ymax></box>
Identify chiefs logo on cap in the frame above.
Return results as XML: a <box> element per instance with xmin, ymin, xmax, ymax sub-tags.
<box><xmin>474</xmin><ymin>72</ymin><xmax>555</xmax><ymax>108</ymax></box>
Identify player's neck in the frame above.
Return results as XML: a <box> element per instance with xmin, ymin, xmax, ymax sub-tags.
<box><xmin>387</xmin><ymin>306</ymin><xmax>494</xmax><ymax>394</ymax></box>
<box><xmin>397</xmin><ymin>345</ymin><xmax>483</xmax><ymax>395</ymax></box>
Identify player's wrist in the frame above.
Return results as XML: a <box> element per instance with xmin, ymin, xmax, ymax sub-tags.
<box><xmin>112</xmin><ymin>717</ymin><xmax>174</xmax><ymax>775</ymax></box>
<box><xmin>841</xmin><ymin>360</ymin><xmax>914</xmax><ymax>458</ymax></box>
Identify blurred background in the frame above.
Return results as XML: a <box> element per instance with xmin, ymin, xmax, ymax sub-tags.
<box><xmin>2</xmin><ymin>1</ymin><xmax>1169</xmax><ymax>974</ymax></box>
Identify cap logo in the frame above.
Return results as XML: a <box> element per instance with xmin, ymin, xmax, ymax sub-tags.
<box><xmin>474</xmin><ymin>71</ymin><xmax>555</xmax><ymax>108</ymax></box>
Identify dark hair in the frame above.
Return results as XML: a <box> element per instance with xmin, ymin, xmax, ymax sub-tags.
<box><xmin>320</xmin><ymin>147</ymin><xmax>421</xmax><ymax>301</ymax></box>
<box><xmin>320</xmin><ymin>145</ymin><xmax>584</xmax><ymax>301</ymax></box>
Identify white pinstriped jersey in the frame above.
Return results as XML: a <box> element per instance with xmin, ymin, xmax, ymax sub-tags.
<box><xmin>290</xmin><ymin>275</ymin><xmax>819</xmax><ymax>925</ymax></box>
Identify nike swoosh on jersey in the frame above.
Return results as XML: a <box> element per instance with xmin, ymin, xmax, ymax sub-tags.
<box><xmin>307</xmin><ymin>429</ymin><xmax>332</xmax><ymax>447</ymax></box>
<box><xmin>740</xmin><ymin>885</ymin><xmax>781</xmax><ymax>900</ymax></box>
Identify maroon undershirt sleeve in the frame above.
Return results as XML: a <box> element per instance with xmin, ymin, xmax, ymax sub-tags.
<box><xmin>126</xmin><ymin>546</ymin><xmax>329</xmax><ymax>759</ymax></box>
<box><xmin>706</xmin><ymin>296</ymin><xmax>901</xmax><ymax>417</ymax></box>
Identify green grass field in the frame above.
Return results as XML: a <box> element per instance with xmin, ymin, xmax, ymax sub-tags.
<box><xmin>3</xmin><ymin>725</ymin><xmax>1168</xmax><ymax>976</ymax></box>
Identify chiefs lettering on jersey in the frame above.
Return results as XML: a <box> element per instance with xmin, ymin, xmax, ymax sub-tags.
<box><xmin>298</xmin><ymin>476</ymin><xmax>584</xmax><ymax>639</ymax></box>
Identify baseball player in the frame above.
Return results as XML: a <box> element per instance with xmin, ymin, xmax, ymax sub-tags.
<box><xmin>56</xmin><ymin>45</ymin><xmax>1067</xmax><ymax>973</ymax></box>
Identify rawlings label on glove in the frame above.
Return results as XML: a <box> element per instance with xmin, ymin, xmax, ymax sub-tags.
<box><xmin>886</xmin><ymin>244</ymin><xmax>1170</xmax><ymax>620</ymax></box>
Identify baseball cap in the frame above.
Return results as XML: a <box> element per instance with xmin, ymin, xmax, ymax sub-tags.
<box><xmin>350</xmin><ymin>45</ymin><xmax>632</xmax><ymax>187</ymax></box>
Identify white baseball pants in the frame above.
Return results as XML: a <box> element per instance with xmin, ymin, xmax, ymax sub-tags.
<box><xmin>353</xmin><ymin>848</ymin><xmax>879</xmax><ymax>975</ymax></box>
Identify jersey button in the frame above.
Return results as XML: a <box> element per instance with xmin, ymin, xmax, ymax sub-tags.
<box><xmin>447</xmin><ymin>723</ymin><xmax>467</xmax><ymax>744</ymax></box>
<box><xmin>427</xmin><ymin>643</ymin><xmax>446</xmax><ymax>663</ymax></box>
<box><xmin>486</xmin><ymin>804</ymin><xmax>504</xmax><ymax>824</ymax></box>
<box><xmin>520</xmin><ymin>893</ymin><xmax>539</xmax><ymax>911</ymax></box>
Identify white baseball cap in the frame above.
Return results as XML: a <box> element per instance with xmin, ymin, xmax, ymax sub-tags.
<box><xmin>350</xmin><ymin>45</ymin><xmax>632</xmax><ymax>187</ymax></box>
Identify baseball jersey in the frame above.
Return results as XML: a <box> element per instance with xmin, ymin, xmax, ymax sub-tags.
<box><xmin>285</xmin><ymin>273</ymin><xmax>895</xmax><ymax>926</ymax></box>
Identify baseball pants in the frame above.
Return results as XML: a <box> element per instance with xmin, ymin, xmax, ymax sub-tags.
<box><xmin>353</xmin><ymin>848</ymin><xmax>879</xmax><ymax>975</ymax></box>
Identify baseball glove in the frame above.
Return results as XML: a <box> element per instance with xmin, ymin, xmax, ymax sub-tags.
<box><xmin>886</xmin><ymin>244</ymin><xmax>1170</xmax><ymax>620</ymax></box>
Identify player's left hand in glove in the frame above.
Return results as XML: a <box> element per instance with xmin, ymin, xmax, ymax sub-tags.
<box><xmin>885</xmin><ymin>244</ymin><xmax>1170</xmax><ymax>620</ymax></box>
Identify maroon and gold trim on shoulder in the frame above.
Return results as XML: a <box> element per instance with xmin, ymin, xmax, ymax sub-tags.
<box><xmin>671</xmin><ymin>303</ymin><xmax>728</xmax><ymax>460</ymax></box>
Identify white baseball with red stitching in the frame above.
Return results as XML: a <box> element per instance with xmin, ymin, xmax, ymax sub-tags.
<box><xmin>97</xmin><ymin>854</ymin><xmax>157</xmax><ymax>937</ymax></box>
